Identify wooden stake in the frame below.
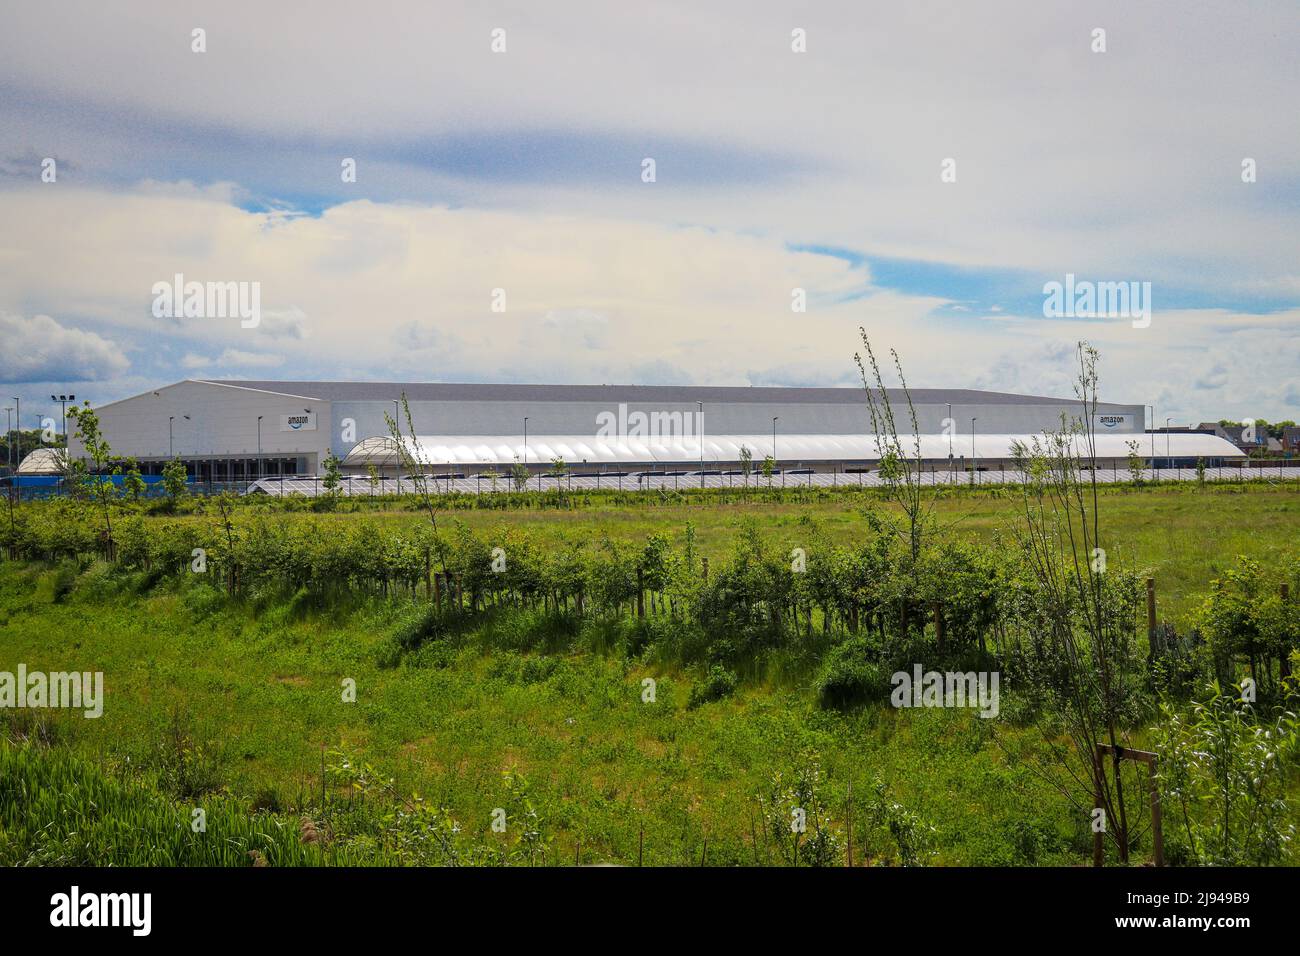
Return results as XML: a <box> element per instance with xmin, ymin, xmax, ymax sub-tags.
<box><xmin>846</xmin><ymin>779</ymin><xmax>853</xmax><ymax>867</ymax></box>
<box><xmin>1098</xmin><ymin>743</ymin><xmax>1163</xmax><ymax>866</ymax></box>
<box><xmin>1149</xmin><ymin>757</ymin><xmax>1164</xmax><ymax>867</ymax></box>
<box><xmin>1092</xmin><ymin>749</ymin><xmax>1104</xmax><ymax>868</ymax></box>
<box><xmin>1145</xmin><ymin>577</ymin><xmax>1156</xmax><ymax>640</ymax></box>
<box><xmin>1282</xmin><ymin>584</ymin><xmax>1292</xmax><ymax>680</ymax></box>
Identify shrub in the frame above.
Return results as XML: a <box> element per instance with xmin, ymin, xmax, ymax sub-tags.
<box><xmin>815</xmin><ymin>637</ymin><xmax>893</xmax><ymax>710</ymax></box>
<box><xmin>688</xmin><ymin>665</ymin><xmax>738</xmax><ymax>709</ymax></box>
<box><xmin>1153</xmin><ymin>685</ymin><xmax>1298</xmax><ymax>866</ymax></box>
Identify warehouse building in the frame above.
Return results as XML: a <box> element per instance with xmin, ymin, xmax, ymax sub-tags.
<box><xmin>58</xmin><ymin>379</ymin><xmax>1244</xmax><ymax>482</ymax></box>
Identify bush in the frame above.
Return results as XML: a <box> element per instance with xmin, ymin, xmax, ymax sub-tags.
<box><xmin>688</xmin><ymin>665</ymin><xmax>738</xmax><ymax>708</ymax></box>
<box><xmin>815</xmin><ymin>637</ymin><xmax>893</xmax><ymax>710</ymax></box>
<box><xmin>1152</xmin><ymin>685</ymin><xmax>1299</xmax><ymax>866</ymax></box>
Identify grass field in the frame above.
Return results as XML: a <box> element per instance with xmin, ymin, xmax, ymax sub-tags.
<box><xmin>2</xmin><ymin>483</ymin><xmax>1298</xmax><ymax>866</ymax></box>
<box><xmin>217</xmin><ymin>481</ymin><xmax>1300</xmax><ymax>622</ymax></box>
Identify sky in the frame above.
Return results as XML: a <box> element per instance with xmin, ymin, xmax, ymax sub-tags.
<box><xmin>1</xmin><ymin>0</ymin><xmax>1297</xmax><ymax>430</ymax></box>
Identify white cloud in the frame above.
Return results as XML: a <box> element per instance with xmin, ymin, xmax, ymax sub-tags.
<box><xmin>217</xmin><ymin>349</ymin><xmax>284</xmax><ymax>368</ymax></box>
<box><xmin>180</xmin><ymin>348</ymin><xmax>284</xmax><ymax>369</ymax></box>
<box><xmin>1</xmin><ymin>1</ymin><xmax>1295</xmax><ymax>293</ymax></box>
<box><xmin>0</xmin><ymin>184</ymin><xmax>1296</xmax><ymax>421</ymax></box>
<box><xmin>0</xmin><ymin>312</ymin><xmax>128</xmax><ymax>383</ymax></box>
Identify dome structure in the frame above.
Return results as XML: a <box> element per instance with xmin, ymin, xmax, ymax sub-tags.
<box><xmin>16</xmin><ymin>448</ymin><xmax>68</xmax><ymax>475</ymax></box>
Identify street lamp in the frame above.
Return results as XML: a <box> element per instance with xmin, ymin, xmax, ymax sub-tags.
<box><xmin>971</xmin><ymin>417</ymin><xmax>978</xmax><ymax>476</ymax></box>
<box><xmin>1165</xmin><ymin>417</ymin><xmax>1174</xmax><ymax>469</ymax></box>
<box><xmin>1147</xmin><ymin>404</ymin><xmax>1156</xmax><ymax>479</ymax></box>
<box><xmin>523</xmin><ymin>417</ymin><xmax>530</xmax><ymax>489</ymax></box>
<box><xmin>257</xmin><ymin>415</ymin><xmax>263</xmax><ymax>481</ymax></box>
<box><xmin>3</xmin><ymin>407</ymin><xmax>11</xmax><ymax>471</ymax></box>
<box><xmin>946</xmin><ymin>402</ymin><xmax>954</xmax><ymax>481</ymax></box>
<box><xmin>10</xmin><ymin>398</ymin><xmax>19</xmax><ymax>467</ymax></box>
<box><xmin>772</xmin><ymin>416</ymin><xmax>780</xmax><ymax>487</ymax></box>
<box><xmin>51</xmin><ymin>394</ymin><xmax>74</xmax><ymax>441</ymax></box>
<box><xmin>697</xmin><ymin>401</ymin><xmax>704</xmax><ymax>488</ymax></box>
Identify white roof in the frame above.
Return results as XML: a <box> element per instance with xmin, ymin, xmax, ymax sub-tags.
<box><xmin>343</xmin><ymin>432</ymin><xmax>1245</xmax><ymax>466</ymax></box>
<box><xmin>16</xmin><ymin>448</ymin><xmax>68</xmax><ymax>474</ymax></box>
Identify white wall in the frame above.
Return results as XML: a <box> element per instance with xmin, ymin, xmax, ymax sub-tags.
<box><xmin>66</xmin><ymin>381</ymin><xmax>333</xmax><ymax>470</ymax></box>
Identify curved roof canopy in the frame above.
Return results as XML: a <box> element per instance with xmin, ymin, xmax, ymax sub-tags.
<box><xmin>16</xmin><ymin>448</ymin><xmax>68</xmax><ymax>475</ymax></box>
<box><xmin>343</xmin><ymin>433</ymin><xmax>1245</xmax><ymax>467</ymax></box>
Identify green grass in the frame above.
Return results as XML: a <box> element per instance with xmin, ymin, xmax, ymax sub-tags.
<box><xmin>1</xmin><ymin>484</ymin><xmax>1297</xmax><ymax>866</ymax></box>
<box><xmin>204</xmin><ymin>482</ymin><xmax>1300</xmax><ymax>622</ymax></box>
<box><xmin>0</xmin><ymin>562</ymin><xmax>1087</xmax><ymax>865</ymax></box>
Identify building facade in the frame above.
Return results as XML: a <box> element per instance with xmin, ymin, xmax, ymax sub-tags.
<box><xmin>63</xmin><ymin>379</ymin><xmax>1239</xmax><ymax>479</ymax></box>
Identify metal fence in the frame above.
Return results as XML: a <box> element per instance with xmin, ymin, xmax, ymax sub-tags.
<box><xmin>5</xmin><ymin>460</ymin><xmax>1299</xmax><ymax>501</ymax></box>
<box><xmin>241</xmin><ymin>461</ymin><xmax>1300</xmax><ymax>497</ymax></box>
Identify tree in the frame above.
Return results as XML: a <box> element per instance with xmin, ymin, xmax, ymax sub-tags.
<box><xmin>549</xmin><ymin>457</ymin><xmax>568</xmax><ymax>499</ymax></box>
<box><xmin>321</xmin><ymin>449</ymin><xmax>343</xmax><ymax>501</ymax></box>
<box><xmin>383</xmin><ymin>393</ymin><xmax>451</xmax><ymax>582</ymax></box>
<box><xmin>761</xmin><ymin>454</ymin><xmax>775</xmax><ymax>485</ymax></box>
<box><xmin>65</xmin><ymin>402</ymin><xmax>116</xmax><ymax>558</ymax></box>
<box><xmin>511</xmin><ymin>458</ymin><xmax>529</xmax><ymax>493</ymax></box>
<box><xmin>122</xmin><ymin>457</ymin><xmax>147</xmax><ymax>502</ymax></box>
<box><xmin>739</xmin><ymin>445</ymin><xmax>753</xmax><ymax>487</ymax></box>
<box><xmin>854</xmin><ymin>329</ymin><xmax>933</xmax><ymax>567</ymax></box>
<box><xmin>161</xmin><ymin>457</ymin><xmax>188</xmax><ymax>501</ymax></box>
<box><xmin>1125</xmin><ymin>439</ymin><xmax>1144</xmax><ymax>485</ymax></box>
<box><xmin>1008</xmin><ymin>342</ymin><xmax>1144</xmax><ymax>864</ymax></box>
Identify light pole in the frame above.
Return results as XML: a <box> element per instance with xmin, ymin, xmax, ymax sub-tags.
<box><xmin>51</xmin><ymin>394</ymin><xmax>74</xmax><ymax>442</ymax></box>
<box><xmin>1165</xmin><ymin>417</ymin><xmax>1174</xmax><ymax>470</ymax></box>
<box><xmin>971</xmin><ymin>417</ymin><xmax>978</xmax><ymax>480</ymax></box>
<box><xmin>1147</xmin><ymin>404</ymin><xmax>1155</xmax><ymax>479</ymax></box>
<box><xmin>257</xmin><ymin>416</ymin><xmax>263</xmax><ymax>481</ymax></box>
<box><xmin>946</xmin><ymin>402</ymin><xmax>954</xmax><ymax>481</ymax></box>
<box><xmin>523</xmin><ymin>417</ymin><xmax>530</xmax><ymax>490</ymax></box>
<box><xmin>3</xmin><ymin>407</ymin><xmax>11</xmax><ymax>471</ymax></box>
<box><xmin>772</xmin><ymin>416</ymin><xmax>780</xmax><ymax>487</ymax></box>
<box><xmin>697</xmin><ymin>401</ymin><xmax>704</xmax><ymax>488</ymax></box>
<box><xmin>11</xmin><ymin>397</ymin><xmax>19</xmax><ymax>467</ymax></box>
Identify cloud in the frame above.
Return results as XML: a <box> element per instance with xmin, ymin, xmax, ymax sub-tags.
<box><xmin>180</xmin><ymin>348</ymin><xmax>284</xmax><ymax>369</ymax></box>
<box><xmin>3</xmin><ymin>0</ymin><xmax>1296</xmax><ymax>298</ymax></box>
<box><xmin>1195</xmin><ymin>365</ymin><xmax>1229</xmax><ymax>390</ymax></box>
<box><xmin>0</xmin><ymin>312</ymin><xmax>128</xmax><ymax>383</ymax></box>
<box><xmin>0</xmin><ymin>182</ymin><xmax>1297</xmax><ymax>421</ymax></box>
